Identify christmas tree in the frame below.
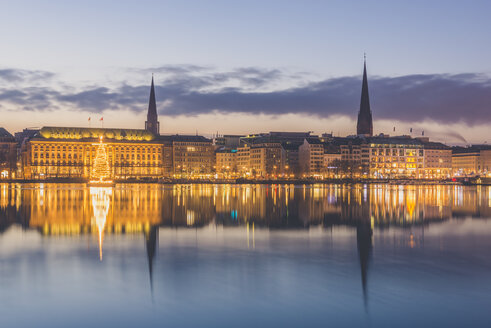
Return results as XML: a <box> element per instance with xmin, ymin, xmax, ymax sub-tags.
<box><xmin>91</xmin><ymin>136</ymin><xmax>111</xmax><ymax>182</ymax></box>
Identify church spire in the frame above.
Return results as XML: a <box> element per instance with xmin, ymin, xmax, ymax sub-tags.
<box><xmin>357</xmin><ymin>56</ymin><xmax>373</xmax><ymax>136</ymax></box>
<box><xmin>145</xmin><ymin>75</ymin><xmax>160</xmax><ymax>135</ymax></box>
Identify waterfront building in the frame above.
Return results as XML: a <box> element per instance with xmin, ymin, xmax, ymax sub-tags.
<box><xmin>0</xmin><ymin>128</ymin><xmax>17</xmax><ymax>179</ymax></box>
<box><xmin>340</xmin><ymin>137</ymin><xmax>364</xmax><ymax>163</ymax></box>
<box><xmin>338</xmin><ymin>135</ymin><xmax>455</xmax><ymax>179</ymax></box>
<box><xmin>299</xmin><ymin>138</ymin><xmax>324</xmax><ymax>177</ymax></box>
<box><xmin>452</xmin><ymin>145</ymin><xmax>491</xmax><ymax>177</ymax></box>
<box><xmin>365</xmin><ymin>136</ymin><xmax>425</xmax><ymax>179</ymax></box>
<box><xmin>282</xmin><ymin>141</ymin><xmax>303</xmax><ymax>178</ymax></box>
<box><xmin>339</xmin><ymin>135</ymin><xmax>426</xmax><ymax>178</ymax></box>
<box><xmin>236</xmin><ymin>142</ymin><xmax>284</xmax><ymax>178</ymax></box>
<box><xmin>22</xmin><ymin>127</ymin><xmax>162</xmax><ymax>180</ymax></box>
<box><xmin>215</xmin><ymin>148</ymin><xmax>238</xmax><ymax>178</ymax></box>
<box><xmin>159</xmin><ymin>135</ymin><xmax>214</xmax><ymax>179</ymax></box>
<box><xmin>418</xmin><ymin>139</ymin><xmax>452</xmax><ymax>179</ymax></box>
<box><xmin>237</xmin><ymin>145</ymin><xmax>251</xmax><ymax>177</ymax></box>
<box><xmin>240</xmin><ymin>132</ymin><xmax>312</xmax><ymax>178</ymax></box>
<box><xmin>323</xmin><ymin>146</ymin><xmax>342</xmax><ymax>178</ymax></box>
<box><xmin>21</xmin><ymin>78</ymin><xmax>216</xmax><ymax>180</ymax></box>
<box><xmin>249</xmin><ymin>142</ymin><xmax>284</xmax><ymax>178</ymax></box>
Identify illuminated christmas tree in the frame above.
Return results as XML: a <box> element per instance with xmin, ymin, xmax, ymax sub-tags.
<box><xmin>91</xmin><ymin>136</ymin><xmax>111</xmax><ymax>182</ymax></box>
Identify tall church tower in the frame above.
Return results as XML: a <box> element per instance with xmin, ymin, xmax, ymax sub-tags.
<box><xmin>145</xmin><ymin>76</ymin><xmax>160</xmax><ymax>135</ymax></box>
<box><xmin>356</xmin><ymin>57</ymin><xmax>373</xmax><ymax>136</ymax></box>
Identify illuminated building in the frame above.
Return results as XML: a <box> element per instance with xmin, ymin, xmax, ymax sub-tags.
<box><xmin>159</xmin><ymin>135</ymin><xmax>214</xmax><ymax>178</ymax></box>
<box><xmin>419</xmin><ymin>139</ymin><xmax>452</xmax><ymax>179</ymax></box>
<box><xmin>237</xmin><ymin>145</ymin><xmax>251</xmax><ymax>177</ymax></box>
<box><xmin>323</xmin><ymin>147</ymin><xmax>342</xmax><ymax>178</ymax></box>
<box><xmin>340</xmin><ymin>136</ymin><xmax>425</xmax><ymax>178</ymax></box>
<box><xmin>215</xmin><ymin>149</ymin><xmax>238</xmax><ymax>178</ymax></box>
<box><xmin>366</xmin><ymin>137</ymin><xmax>425</xmax><ymax>179</ymax></box>
<box><xmin>452</xmin><ymin>145</ymin><xmax>491</xmax><ymax>177</ymax></box>
<box><xmin>0</xmin><ymin>128</ymin><xmax>17</xmax><ymax>179</ymax></box>
<box><xmin>238</xmin><ymin>132</ymin><xmax>311</xmax><ymax>178</ymax></box>
<box><xmin>250</xmin><ymin>143</ymin><xmax>284</xmax><ymax>178</ymax></box>
<box><xmin>23</xmin><ymin>126</ymin><xmax>162</xmax><ymax>179</ymax></box>
<box><xmin>299</xmin><ymin>138</ymin><xmax>324</xmax><ymax>176</ymax></box>
<box><xmin>237</xmin><ymin>142</ymin><xmax>284</xmax><ymax>178</ymax></box>
<box><xmin>338</xmin><ymin>135</ymin><xmax>453</xmax><ymax>179</ymax></box>
<box><xmin>20</xmin><ymin>79</ymin><xmax>217</xmax><ymax>180</ymax></box>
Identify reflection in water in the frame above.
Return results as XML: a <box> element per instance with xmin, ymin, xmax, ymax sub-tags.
<box><xmin>357</xmin><ymin>222</ymin><xmax>372</xmax><ymax>309</ymax></box>
<box><xmin>90</xmin><ymin>187</ymin><xmax>112</xmax><ymax>260</ymax></box>
<box><xmin>2</xmin><ymin>184</ymin><xmax>489</xmax><ymax>234</ymax></box>
<box><xmin>0</xmin><ymin>184</ymin><xmax>491</xmax><ymax>310</ymax></box>
<box><xmin>145</xmin><ymin>225</ymin><xmax>158</xmax><ymax>294</ymax></box>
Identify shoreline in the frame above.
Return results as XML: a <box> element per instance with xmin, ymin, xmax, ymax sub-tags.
<box><xmin>0</xmin><ymin>178</ymin><xmax>485</xmax><ymax>185</ymax></box>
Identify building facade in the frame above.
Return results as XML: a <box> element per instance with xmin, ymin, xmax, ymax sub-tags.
<box><xmin>323</xmin><ymin>150</ymin><xmax>342</xmax><ymax>178</ymax></box>
<box><xmin>452</xmin><ymin>146</ymin><xmax>491</xmax><ymax>177</ymax></box>
<box><xmin>249</xmin><ymin>143</ymin><xmax>284</xmax><ymax>178</ymax></box>
<box><xmin>215</xmin><ymin>149</ymin><xmax>238</xmax><ymax>178</ymax></box>
<box><xmin>420</xmin><ymin>140</ymin><xmax>452</xmax><ymax>179</ymax></box>
<box><xmin>165</xmin><ymin>135</ymin><xmax>215</xmax><ymax>178</ymax></box>
<box><xmin>299</xmin><ymin>138</ymin><xmax>324</xmax><ymax>177</ymax></box>
<box><xmin>23</xmin><ymin>127</ymin><xmax>162</xmax><ymax>180</ymax></box>
<box><xmin>0</xmin><ymin>128</ymin><xmax>17</xmax><ymax>179</ymax></box>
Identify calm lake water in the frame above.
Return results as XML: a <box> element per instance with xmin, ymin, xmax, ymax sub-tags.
<box><xmin>1</xmin><ymin>183</ymin><xmax>491</xmax><ymax>327</ymax></box>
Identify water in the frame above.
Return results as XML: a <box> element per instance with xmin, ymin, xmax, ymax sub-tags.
<box><xmin>1</xmin><ymin>183</ymin><xmax>490</xmax><ymax>327</ymax></box>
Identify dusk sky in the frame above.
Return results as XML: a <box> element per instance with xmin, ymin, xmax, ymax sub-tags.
<box><xmin>1</xmin><ymin>0</ymin><xmax>490</xmax><ymax>144</ymax></box>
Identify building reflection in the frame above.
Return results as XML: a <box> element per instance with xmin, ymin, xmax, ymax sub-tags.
<box><xmin>0</xmin><ymin>183</ymin><xmax>489</xmax><ymax>234</ymax></box>
<box><xmin>0</xmin><ymin>183</ymin><xmax>490</xmax><ymax>305</ymax></box>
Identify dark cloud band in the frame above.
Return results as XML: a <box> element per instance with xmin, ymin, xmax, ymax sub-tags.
<box><xmin>0</xmin><ymin>67</ymin><xmax>490</xmax><ymax>125</ymax></box>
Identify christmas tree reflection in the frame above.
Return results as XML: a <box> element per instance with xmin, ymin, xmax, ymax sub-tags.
<box><xmin>90</xmin><ymin>187</ymin><xmax>112</xmax><ymax>260</ymax></box>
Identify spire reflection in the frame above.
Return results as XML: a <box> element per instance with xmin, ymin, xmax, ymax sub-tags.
<box><xmin>144</xmin><ymin>225</ymin><xmax>158</xmax><ymax>295</ymax></box>
<box><xmin>356</xmin><ymin>222</ymin><xmax>372</xmax><ymax>309</ymax></box>
<box><xmin>0</xmin><ymin>183</ymin><xmax>490</xmax><ymax>310</ymax></box>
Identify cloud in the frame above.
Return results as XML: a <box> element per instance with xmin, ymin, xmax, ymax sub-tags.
<box><xmin>153</xmin><ymin>72</ymin><xmax>491</xmax><ymax>125</ymax></box>
<box><xmin>130</xmin><ymin>64</ymin><xmax>209</xmax><ymax>75</ymax></box>
<box><xmin>0</xmin><ymin>69</ymin><xmax>54</xmax><ymax>83</ymax></box>
<box><xmin>1</xmin><ymin>65</ymin><xmax>491</xmax><ymax>125</ymax></box>
<box><xmin>0</xmin><ymin>87</ymin><xmax>59</xmax><ymax>110</ymax></box>
<box><xmin>129</xmin><ymin>65</ymin><xmax>285</xmax><ymax>89</ymax></box>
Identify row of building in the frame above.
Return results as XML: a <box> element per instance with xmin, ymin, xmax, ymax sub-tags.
<box><xmin>1</xmin><ymin>126</ymin><xmax>489</xmax><ymax>180</ymax></box>
<box><xmin>1</xmin><ymin>63</ymin><xmax>490</xmax><ymax>181</ymax></box>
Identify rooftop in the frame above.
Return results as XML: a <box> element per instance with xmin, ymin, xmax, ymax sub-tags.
<box><xmin>35</xmin><ymin>126</ymin><xmax>156</xmax><ymax>142</ymax></box>
<box><xmin>157</xmin><ymin>135</ymin><xmax>212</xmax><ymax>143</ymax></box>
<box><xmin>0</xmin><ymin>128</ymin><xmax>15</xmax><ymax>141</ymax></box>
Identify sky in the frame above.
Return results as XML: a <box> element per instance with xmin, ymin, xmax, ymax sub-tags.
<box><xmin>0</xmin><ymin>0</ymin><xmax>490</xmax><ymax>144</ymax></box>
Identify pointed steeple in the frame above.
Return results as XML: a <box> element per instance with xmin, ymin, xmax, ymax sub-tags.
<box><xmin>357</xmin><ymin>56</ymin><xmax>373</xmax><ymax>136</ymax></box>
<box><xmin>145</xmin><ymin>75</ymin><xmax>160</xmax><ymax>135</ymax></box>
